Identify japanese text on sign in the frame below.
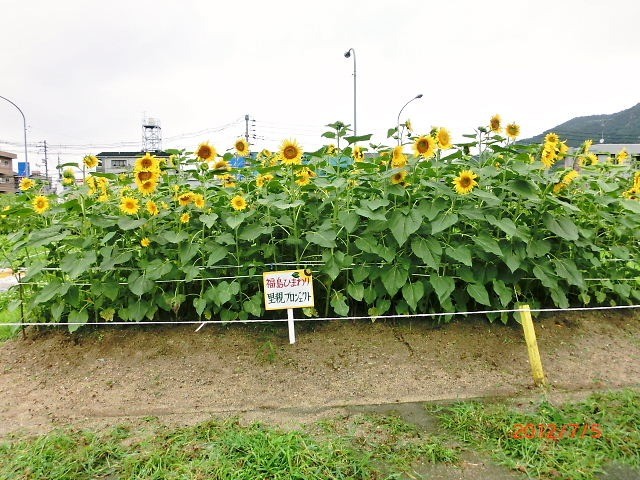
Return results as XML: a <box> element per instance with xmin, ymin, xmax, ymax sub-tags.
<box><xmin>263</xmin><ymin>270</ymin><xmax>315</xmax><ymax>310</ymax></box>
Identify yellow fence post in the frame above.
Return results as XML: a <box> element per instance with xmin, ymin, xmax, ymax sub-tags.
<box><xmin>517</xmin><ymin>304</ymin><xmax>546</xmax><ymax>386</ymax></box>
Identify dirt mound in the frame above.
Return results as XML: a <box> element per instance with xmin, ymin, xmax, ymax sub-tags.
<box><xmin>1</xmin><ymin>310</ymin><xmax>639</xmax><ymax>436</ymax></box>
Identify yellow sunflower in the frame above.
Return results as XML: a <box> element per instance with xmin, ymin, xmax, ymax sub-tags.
<box><xmin>557</xmin><ymin>141</ymin><xmax>569</xmax><ymax>159</ymax></box>
<box><xmin>553</xmin><ymin>182</ymin><xmax>568</xmax><ymax>194</ymax></box>
<box><xmin>62</xmin><ymin>177</ymin><xmax>75</xmax><ymax>186</ymax></box>
<box><xmin>413</xmin><ymin>135</ymin><xmax>438</xmax><ymax>159</ymax></box>
<box><xmin>120</xmin><ymin>196</ymin><xmax>140</xmax><ymax>215</ymax></box>
<box><xmin>544</xmin><ymin>132</ymin><xmax>559</xmax><ymax>144</ymax></box>
<box><xmin>296</xmin><ymin>172</ymin><xmax>312</xmax><ymax>186</ymax></box>
<box><xmin>489</xmin><ymin>114</ymin><xmax>502</xmax><ymax>133</ymax></box>
<box><xmin>98</xmin><ymin>193</ymin><xmax>109</xmax><ymax>203</ymax></box>
<box><xmin>505</xmin><ymin>122</ymin><xmax>520</xmax><ymax>139</ymax></box>
<box><xmin>83</xmin><ymin>155</ymin><xmax>99</xmax><ymax>169</ymax></box>
<box><xmin>579</xmin><ymin>152</ymin><xmax>599</xmax><ymax>167</ymax></box>
<box><xmin>135</xmin><ymin>152</ymin><xmax>160</xmax><ymax>172</ymax></box>
<box><xmin>541</xmin><ymin>145</ymin><xmax>557</xmax><ymax>168</ymax></box>
<box><xmin>180</xmin><ymin>213</ymin><xmax>190</xmax><ymax>224</ymax></box>
<box><xmin>138</xmin><ymin>180</ymin><xmax>157</xmax><ymax>196</ymax></box>
<box><xmin>32</xmin><ymin>195</ymin><xmax>50</xmax><ymax>214</ymax></box>
<box><xmin>352</xmin><ymin>145</ymin><xmax>365</xmax><ymax>162</ymax></box>
<box><xmin>279</xmin><ymin>139</ymin><xmax>303</xmax><ymax>165</ymax></box>
<box><xmin>146</xmin><ymin>200</ymin><xmax>159</xmax><ymax>216</ymax></box>
<box><xmin>256</xmin><ymin>173</ymin><xmax>274</xmax><ymax>188</ymax></box>
<box><xmin>390</xmin><ymin>170</ymin><xmax>408</xmax><ymax>185</ymax></box>
<box><xmin>231</xmin><ymin>195</ymin><xmax>248</xmax><ymax>211</ymax></box>
<box><xmin>135</xmin><ymin>170</ymin><xmax>159</xmax><ymax>185</ymax></box>
<box><xmin>220</xmin><ymin>174</ymin><xmax>236</xmax><ymax>188</ymax></box>
<box><xmin>212</xmin><ymin>159</ymin><xmax>230</xmax><ymax>171</ymax></box>
<box><xmin>178</xmin><ymin>192</ymin><xmax>193</xmax><ymax>206</ymax></box>
<box><xmin>19</xmin><ymin>178</ymin><xmax>35</xmax><ymax>191</ymax></box>
<box><xmin>562</xmin><ymin>170</ymin><xmax>579</xmax><ymax>185</ymax></box>
<box><xmin>405</xmin><ymin>119</ymin><xmax>413</xmax><ymax>133</ymax></box>
<box><xmin>196</xmin><ymin>142</ymin><xmax>216</xmax><ymax>161</ymax></box>
<box><xmin>616</xmin><ymin>148</ymin><xmax>629</xmax><ymax>164</ymax></box>
<box><xmin>437</xmin><ymin>127</ymin><xmax>453</xmax><ymax>150</ymax></box>
<box><xmin>581</xmin><ymin>139</ymin><xmax>593</xmax><ymax>153</ymax></box>
<box><xmin>192</xmin><ymin>193</ymin><xmax>205</xmax><ymax>209</ymax></box>
<box><xmin>325</xmin><ymin>144</ymin><xmax>337</xmax><ymax>156</ymax></box>
<box><xmin>140</xmin><ymin>237</ymin><xmax>151</xmax><ymax>248</ymax></box>
<box><xmin>391</xmin><ymin>146</ymin><xmax>407</xmax><ymax>168</ymax></box>
<box><xmin>452</xmin><ymin>170</ymin><xmax>479</xmax><ymax>195</ymax></box>
<box><xmin>234</xmin><ymin>138</ymin><xmax>250</xmax><ymax>157</ymax></box>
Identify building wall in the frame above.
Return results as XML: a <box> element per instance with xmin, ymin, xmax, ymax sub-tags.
<box><xmin>0</xmin><ymin>151</ymin><xmax>17</xmax><ymax>194</ymax></box>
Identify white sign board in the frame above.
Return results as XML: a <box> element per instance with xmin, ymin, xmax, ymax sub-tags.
<box><xmin>263</xmin><ymin>269</ymin><xmax>314</xmax><ymax>310</ymax></box>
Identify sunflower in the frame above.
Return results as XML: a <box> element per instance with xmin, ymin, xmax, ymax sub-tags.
<box><xmin>622</xmin><ymin>187</ymin><xmax>639</xmax><ymax>200</ymax></box>
<box><xmin>62</xmin><ymin>177</ymin><xmax>75</xmax><ymax>186</ymax></box>
<box><xmin>581</xmin><ymin>139</ymin><xmax>593</xmax><ymax>153</ymax></box>
<box><xmin>489</xmin><ymin>114</ymin><xmax>502</xmax><ymax>133</ymax></box>
<box><xmin>452</xmin><ymin>170</ymin><xmax>478</xmax><ymax>195</ymax></box>
<box><xmin>180</xmin><ymin>213</ymin><xmax>190</xmax><ymax>224</ymax></box>
<box><xmin>256</xmin><ymin>173</ymin><xmax>274</xmax><ymax>188</ymax></box>
<box><xmin>325</xmin><ymin>144</ymin><xmax>337</xmax><ymax>156</ymax></box>
<box><xmin>390</xmin><ymin>170</ymin><xmax>408</xmax><ymax>185</ymax></box>
<box><xmin>178</xmin><ymin>192</ymin><xmax>193</xmax><ymax>206</ymax></box>
<box><xmin>140</xmin><ymin>237</ymin><xmax>151</xmax><ymax>248</ymax></box>
<box><xmin>32</xmin><ymin>195</ymin><xmax>50</xmax><ymax>214</ymax></box>
<box><xmin>553</xmin><ymin>182</ymin><xmax>568</xmax><ymax>194</ymax></box>
<box><xmin>19</xmin><ymin>178</ymin><xmax>35</xmax><ymax>191</ymax></box>
<box><xmin>352</xmin><ymin>146</ymin><xmax>365</xmax><ymax>162</ymax></box>
<box><xmin>616</xmin><ymin>148</ymin><xmax>629</xmax><ymax>164</ymax></box>
<box><xmin>146</xmin><ymin>200</ymin><xmax>159</xmax><ymax>216</ymax></box>
<box><xmin>279</xmin><ymin>139</ymin><xmax>303</xmax><ymax>165</ymax></box>
<box><xmin>413</xmin><ymin>135</ymin><xmax>438</xmax><ymax>159</ymax></box>
<box><xmin>120</xmin><ymin>196</ymin><xmax>140</xmax><ymax>215</ymax></box>
<box><xmin>557</xmin><ymin>141</ymin><xmax>569</xmax><ymax>159</ymax></box>
<box><xmin>405</xmin><ymin>119</ymin><xmax>413</xmax><ymax>133</ymax></box>
<box><xmin>98</xmin><ymin>193</ymin><xmax>109</xmax><ymax>203</ymax></box>
<box><xmin>135</xmin><ymin>170</ymin><xmax>159</xmax><ymax>185</ymax></box>
<box><xmin>196</xmin><ymin>142</ymin><xmax>216</xmax><ymax>161</ymax></box>
<box><xmin>192</xmin><ymin>193</ymin><xmax>205</xmax><ymax>209</ymax></box>
<box><xmin>83</xmin><ymin>155</ymin><xmax>99</xmax><ymax>169</ymax></box>
<box><xmin>391</xmin><ymin>146</ymin><xmax>407</xmax><ymax>168</ymax></box>
<box><xmin>231</xmin><ymin>195</ymin><xmax>248</xmax><ymax>211</ymax></box>
<box><xmin>437</xmin><ymin>127</ymin><xmax>453</xmax><ymax>150</ymax></box>
<box><xmin>505</xmin><ymin>122</ymin><xmax>520</xmax><ymax>139</ymax></box>
<box><xmin>138</xmin><ymin>180</ymin><xmax>157</xmax><ymax>196</ymax></box>
<box><xmin>579</xmin><ymin>152</ymin><xmax>599</xmax><ymax>167</ymax></box>
<box><xmin>562</xmin><ymin>170</ymin><xmax>579</xmax><ymax>185</ymax></box>
<box><xmin>296</xmin><ymin>172</ymin><xmax>312</xmax><ymax>186</ymax></box>
<box><xmin>544</xmin><ymin>132</ymin><xmax>559</xmax><ymax>144</ymax></box>
<box><xmin>220</xmin><ymin>174</ymin><xmax>236</xmax><ymax>188</ymax></box>
<box><xmin>234</xmin><ymin>138</ymin><xmax>250</xmax><ymax>157</ymax></box>
<box><xmin>135</xmin><ymin>152</ymin><xmax>160</xmax><ymax>172</ymax></box>
<box><xmin>541</xmin><ymin>145</ymin><xmax>557</xmax><ymax>168</ymax></box>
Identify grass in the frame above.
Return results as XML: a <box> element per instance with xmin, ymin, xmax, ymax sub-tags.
<box><xmin>0</xmin><ymin>414</ymin><xmax>457</xmax><ymax>480</ymax></box>
<box><xmin>428</xmin><ymin>389</ymin><xmax>640</xmax><ymax>480</ymax></box>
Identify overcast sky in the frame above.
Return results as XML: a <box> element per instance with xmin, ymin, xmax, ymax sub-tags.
<box><xmin>1</xmin><ymin>0</ymin><xmax>639</xmax><ymax>173</ymax></box>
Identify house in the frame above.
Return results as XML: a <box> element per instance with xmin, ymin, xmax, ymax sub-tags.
<box><xmin>0</xmin><ymin>151</ymin><xmax>17</xmax><ymax>194</ymax></box>
<box><xmin>588</xmin><ymin>143</ymin><xmax>640</xmax><ymax>165</ymax></box>
<box><xmin>95</xmin><ymin>151</ymin><xmax>170</xmax><ymax>175</ymax></box>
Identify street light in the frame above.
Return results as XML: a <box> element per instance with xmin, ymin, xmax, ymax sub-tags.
<box><xmin>0</xmin><ymin>95</ymin><xmax>28</xmax><ymax>167</ymax></box>
<box><xmin>396</xmin><ymin>94</ymin><xmax>423</xmax><ymax>145</ymax></box>
<box><xmin>344</xmin><ymin>48</ymin><xmax>356</xmax><ymax>136</ymax></box>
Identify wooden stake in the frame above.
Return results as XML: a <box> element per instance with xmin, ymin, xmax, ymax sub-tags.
<box><xmin>518</xmin><ymin>304</ymin><xmax>546</xmax><ymax>386</ymax></box>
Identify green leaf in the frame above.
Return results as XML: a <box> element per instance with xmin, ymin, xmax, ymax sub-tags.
<box><xmin>473</xmin><ymin>233</ymin><xmax>502</xmax><ymax>256</ymax></box>
<box><xmin>117</xmin><ymin>217</ymin><xmax>147</xmax><ymax>231</ymax></box>
<box><xmin>51</xmin><ymin>302</ymin><xmax>65</xmax><ymax>322</ymax></box>
<box><xmin>526</xmin><ymin>239</ymin><xmax>551</xmax><ymax>258</ymax></box>
<box><xmin>344</xmin><ymin>133</ymin><xmax>373</xmax><ymax>144</ymax></box>
<box><xmin>388</xmin><ymin>209</ymin><xmax>422</xmax><ymax>246</ymax></box>
<box><xmin>162</xmin><ymin>231</ymin><xmax>189</xmax><ymax>244</ymax></box>
<box><xmin>360</xmin><ymin>198</ymin><xmax>390</xmax><ymax>210</ymax></box>
<box><xmin>128</xmin><ymin>271</ymin><xmax>155</xmax><ymax>296</ymax></box>
<box><xmin>179</xmin><ymin>243</ymin><xmax>200</xmax><ymax>265</ymax></box>
<box><xmin>239</xmin><ymin>223</ymin><xmax>271</xmax><ymax>241</ymax></box>
<box><xmin>347</xmin><ymin>283</ymin><xmax>365</xmax><ymax>301</ymax></box>
<box><xmin>486</xmin><ymin>215</ymin><xmax>521</xmax><ymax>239</ymax></box>
<box><xmin>553</xmin><ymin>259</ymin><xmax>585</xmax><ymax>288</ymax></box>
<box><xmin>60</xmin><ymin>251</ymin><xmax>97</xmax><ymax>279</ymax></box>
<box><xmin>33</xmin><ymin>278</ymin><xmax>70</xmax><ymax>305</ymax></box>
<box><xmin>543</xmin><ymin>213</ymin><xmax>579</xmax><ymax>241</ymax></box>
<box><xmin>330</xmin><ymin>291</ymin><xmax>350</xmax><ymax>316</ymax></box>
<box><xmin>100</xmin><ymin>249</ymin><xmax>132</xmax><ymax>270</ymax></box>
<box><xmin>533</xmin><ymin>265</ymin><xmax>558</xmax><ymax>289</ymax></box>
<box><xmin>380</xmin><ymin>264</ymin><xmax>408</xmax><ymax>296</ymax></box>
<box><xmin>430</xmin><ymin>276</ymin><xmax>456</xmax><ymax>305</ymax></box>
<box><xmin>467</xmin><ymin>283</ymin><xmax>491</xmax><ymax>306</ymax></box>
<box><xmin>182</xmin><ymin>265</ymin><xmax>200</xmax><ymax>282</ymax></box>
<box><xmin>402</xmin><ymin>282</ymin><xmax>424</xmax><ymax>310</ymax></box>
<box><xmin>67</xmin><ymin>309</ymin><xmax>88</xmax><ymax>333</ymax></box>
<box><xmin>446</xmin><ymin>245</ymin><xmax>473</xmax><ymax>267</ymax></box>
<box><xmin>199</xmin><ymin>213</ymin><xmax>219</xmax><ymax>228</ymax></box>
<box><xmin>226</xmin><ymin>214</ymin><xmax>246</xmax><ymax>230</ymax></box>
<box><xmin>128</xmin><ymin>301</ymin><xmax>152</xmax><ymax>322</ymax></box>
<box><xmin>621</xmin><ymin>199</ymin><xmax>640</xmax><ymax>214</ymax></box>
<box><xmin>21</xmin><ymin>260</ymin><xmax>48</xmax><ymax>283</ymax></box>
<box><xmin>100</xmin><ymin>281</ymin><xmax>120</xmax><ymax>301</ymax></box>
<box><xmin>243</xmin><ymin>294</ymin><xmax>263</xmax><ymax>317</ymax></box>
<box><xmin>306</xmin><ymin>229</ymin><xmax>337</xmax><ymax>248</ymax></box>
<box><xmin>207</xmin><ymin>245</ymin><xmax>229</xmax><ymax>266</ymax></box>
<box><xmin>194</xmin><ymin>297</ymin><xmax>207</xmax><ymax>316</ymax></box>
<box><xmin>144</xmin><ymin>261</ymin><xmax>173</xmax><ymax>281</ymax></box>
<box><xmin>354</xmin><ymin>205</ymin><xmax>387</xmax><ymax>221</ymax></box>
<box><xmin>492</xmin><ymin>279</ymin><xmax>513</xmax><ymax>307</ymax></box>
<box><xmin>430</xmin><ymin>213</ymin><xmax>458</xmax><ymax>235</ymax></box>
<box><xmin>337</xmin><ymin>211</ymin><xmax>359</xmax><ymax>234</ymax></box>
<box><xmin>505</xmin><ymin>179</ymin><xmax>539</xmax><ymax>200</ymax></box>
<box><xmin>352</xmin><ymin>265</ymin><xmax>369</xmax><ymax>283</ymax></box>
<box><xmin>411</xmin><ymin>237</ymin><xmax>441</xmax><ymax>270</ymax></box>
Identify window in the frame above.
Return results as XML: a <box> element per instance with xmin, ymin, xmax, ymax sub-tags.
<box><xmin>111</xmin><ymin>159</ymin><xmax>128</xmax><ymax>167</ymax></box>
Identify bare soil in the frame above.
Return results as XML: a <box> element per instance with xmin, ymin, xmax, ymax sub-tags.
<box><xmin>1</xmin><ymin>309</ymin><xmax>639</xmax><ymax>437</ymax></box>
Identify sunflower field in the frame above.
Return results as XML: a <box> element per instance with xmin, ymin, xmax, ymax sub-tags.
<box><xmin>2</xmin><ymin>118</ymin><xmax>640</xmax><ymax>330</ymax></box>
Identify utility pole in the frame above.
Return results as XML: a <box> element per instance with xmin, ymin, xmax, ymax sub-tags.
<box><xmin>244</xmin><ymin>114</ymin><xmax>250</xmax><ymax>143</ymax></box>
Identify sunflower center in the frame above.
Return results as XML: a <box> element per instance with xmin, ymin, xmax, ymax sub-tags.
<box><xmin>236</xmin><ymin>142</ymin><xmax>245</xmax><ymax>152</ymax></box>
<box><xmin>198</xmin><ymin>146</ymin><xmax>212</xmax><ymax>158</ymax></box>
<box><xmin>417</xmin><ymin>140</ymin><xmax>429</xmax><ymax>153</ymax></box>
<box><xmin>283</xmin><ymin>146</ymin><xmax>298</xmax><ymax>159</ymax></box>
<box><xmin>460</xmin><ymin>176</ymin><xmax>471</xmax><ymax>188</ymax></box>
<box><xmin>141</xmin><ymin>159</ymin><xmax>153</xmax><ymax>169</ymax></box>
<box><xmin>137</xmin><ymin>171</ymin><xmax>153</xmax><ymax>181</ymax></box>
